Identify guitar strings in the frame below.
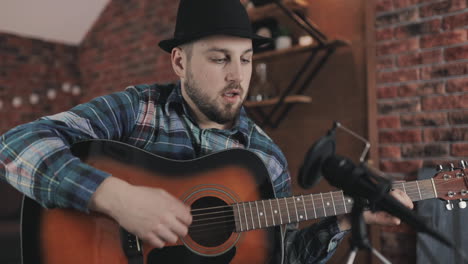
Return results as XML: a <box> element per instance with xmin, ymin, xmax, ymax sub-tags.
<box><xmin>190</xmin><ymin>187</ymin><xmax>437</xmax><ymax>217</ymax></box>
<box><xmin>188</xmin><ymin>182</ymin><xmax>455</xmax><ymax>229</ymax></box>
<box><xmin>183</xmin><ymin>178</ymin><xmax>464</xmax><ymax>234</ymax></box>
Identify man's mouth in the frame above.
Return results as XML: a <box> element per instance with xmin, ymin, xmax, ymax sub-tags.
<box><xmin>224</xmin><ymin>90</ymin><xmax>240</xmax><ymax>97</ymax></box>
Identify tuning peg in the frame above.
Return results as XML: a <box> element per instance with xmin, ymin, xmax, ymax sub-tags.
<box><xmin>446</xmin><ymin>201</ymin><xmax>454</xmax><ymax>211</ymax></box>
<box><xmin>436</xmin><ymin>164</ymin><xmax>444</xmax><ymax>172</ymax></box>
<box><xmin>458</xmin><ymin>199</ymin><xmax>467</xmax><ymax>209</ymax></box>
<box><xmin>450</xmin><ymin>163</ymin><xmax>455</xmax><ymax>171</ymax></box>
<box><xmin>461</xmin><ymin>160</ymin><xmax>467</xmax><ymax>170</ymax></box>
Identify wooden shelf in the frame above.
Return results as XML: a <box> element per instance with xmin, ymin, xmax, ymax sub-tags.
<box><xmin>253</xmin><ymin>39</ymin><xmax>349</xmax><ymax>60</ymax></box>
<box><xmin>244</xmin><ymin>95</ymin><xmax>312</xmax><ymax>107</ymax></box>
<box><xmin>247</xmin><ymin>0</ymin><xmax>308</xmax><ymax>22</ymax></box>
<box><xmin>253</xmin><ymin>44</ymin><xmax>315</xmax><ymax>60</ymax></box>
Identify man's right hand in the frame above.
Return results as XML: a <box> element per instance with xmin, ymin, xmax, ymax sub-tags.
<box><xmin>88</xmin><ymin>177</ymin><xmax>192</xmax><ymax>248</ymax></box>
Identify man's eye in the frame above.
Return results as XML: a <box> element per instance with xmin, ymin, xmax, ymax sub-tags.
<box><xmin>212</xmin><ymin>58</ymin><xmax>227</xmax><ymax>63</ymax></box>
<box><xmin>242</xmin><ymin>58</ymin><xmax>251</xmax><ymax>64</ymax></box>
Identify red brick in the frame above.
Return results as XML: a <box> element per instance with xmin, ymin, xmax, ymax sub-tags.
<box><xmin>423</xmin><ymin>94</ymin><xmax>468</xmax><ymax>111</ymax></box>
<box><xmin>378</xmin><ymin>115</ymin><xmax>401</xmax><ymax>128</ymax></box>
<box><xmin>393</xmin><ymin>0</ymin><xmax>419</xmax><ymax>9</ymax></box>
<box><xmin>376</xmin><ymin>8</ymin><xmax>419</xmax><ymax>27</ymax></box>
<box><xmin>377</xmin><ymin>38</ymin><xmax>420</xmax><ymax>56</ymax></box>
<box><xmin>424</xmin><ymin>127</ymin><xmax>468</xmax><ymax>142</ymax></box>
<box><xmin>379</xmin><ymin>130</ymin><xmax>422</xmax><ymax>143</ymax></box>
<box><xmin>397</xmin><ymin>50</ymin><xmax>442</xmax><ymax>67</ymax></box>
<box><xmin>448</xmin><ymin>110</ymin><xmax>468</xmax><ymax>125</ymax></box>
<box><xmin>377</xmin><ymin>56</ymin><xmax>396</xmax><ymax>70</ymax></box>
<box><xmin>445</xmin><ymin>44</ymin><xmax>468</xmax><ymax>61</ymax></box>
<box><xmin>452</xmin><ymin>143</ymin><xmax>468</xmax><ymax>156</ymax></box>
<box><xmin>377</xmin><ymin>0</ymin><xmax>394</xmax><ymax>13</ymax></box>
<box><xmin>422</xmin><ymin>158</ymin><xmax>461</xmax><ymax>168</ymax></box>
<box><xmin>394</xmin><ymin>19</ymin><xmax>441</xmax><ymax>40</ymax></box>
<box><xmin>380</xmin><ymin>145</ymin><xmax>402</xmax><ymax>159</ymax></box>
<box><xmin>443</xmin><ymin>11</ymin><xmax>468</xmax><ymax>30</ymax></box>
<box><xmin>420</xmin><ymin>0</ymin><xmax>467</xmax><ymax>18</ymax></box>
<box><xmin>420</xmin><ymin>62</ymin><xmax>468</xmax><ymax>80</ymax></box>
<box><xmin>398</xmin><ymin>82</ymin><xmax>444</xmax><ymax>97</ymax></box>
<box><xmin>401</xmin><ymin>143</ymin><xmax>449</xmax><ymax>158</ymax></box>
<box><xmin>378</xmin><ymin>98</ymin><xmax>420</xmax><ymax>114</ymax></box>
<box><xmin>377</xmin><ymin>28</ymin><xmax>395</xmax><ymax>42</ymax></box>
<box><xmin>0</xmin><ymin>33</ymin><xmax>80</xmax><ymax>133</ymax></box>
<box><xmin>447</xmin><ymin>77</ymin><xmax>468</xmax><ymax>93</ymax></box>
<box><xmin>377</xmin><ymin>86</ymin><xmax>399</xmax><ymax>98</ymax></box>
<box><xmin>377</xmin><ymin>68</ymin><xmax>419</xmax><ymax>83</ymax></box>
<box><xmin>380</xmin><ymin>160</ymin><xmax>423</xmax><ymax>173</ymax></box>
<box><xmin>420</xmin><ymin>29</ymin><xmax>467</xmax><ymax>48</ymax></box>
<box><xmin>401</xmin><ymin>112</ymin><xmax>447</xmax><ymax>127</ymax></box>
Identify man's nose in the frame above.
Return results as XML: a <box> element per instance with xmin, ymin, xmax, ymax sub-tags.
<box><xmin>226</xmin><ymin>61</ymin><xmax>244</xmax><ymax>83</ymax></box>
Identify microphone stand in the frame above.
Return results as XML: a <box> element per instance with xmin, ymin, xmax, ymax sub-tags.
<box><xmin>346</xmin><ymin>197</ymin><xmax>391</xmax><ymax>264</ymax></box>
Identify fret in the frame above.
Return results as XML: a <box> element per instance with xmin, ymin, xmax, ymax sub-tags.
<box><xmin>276</xmin><ymin>198</ymin><xmax>283</xmax><ymax>225</ymax></box>
<box><xmin>248</xmin><ymin>202</ymin><xmax>255</xmax><ymax>229</ymax></box>
<box><xmin>309</xmin><ymin>194</ymin><xmax>318</xmax><ymax>219</ymax></box>
<box><xmin>269</xmin><ymin>199</ymin><xmax>276</xmax><ymax>226</ymax></box>
<box><xmin>341</xmin><ymin>191</ymin><xmax>348</xmax><ymax>214</ymax></box>
<box><xmin>401</xmin><ymin>182</ymin><xmax>407</xmax><ymax>194</ymax></box>
<box><xmin>255</xmin><ymin>201</ymin><xmax>261</xmax><ymax>229</ymax></box>
<box><xmin>235</xmin><ymin>203</ymin><xmax>243</xmax><ymax>232</ymax></box>
<box><xmin>284</xmin><ymin>197</ymin><xmax>291</xmax><ymax>223</ymax></box>
<box><xmin>261</xmin><ymin>200</ymin><xmax>268</xmax><ymax>227</ymax></box>
<box><xmin>415</xmin><ymin>181</ymin><xmax>422</xmax><ymax>200</ymax></box>
<box><xmin>292</xmin><ymin>197</ymin><xmax>300</xmax><ymax>222</ymax></box>
<box><xmin>330</xmin><ymin>192</ymin><xmax>337</xmax><ymax>215</ymax></box>
<box><xmin>242</xmin><ymin>203</ymin><xmax>249</xmax><ymax>231</ymax></box>
<box><xmin>320</xmin><ymin>193</ymin><xmax>327</xmax><ymax>217</ymax></box>
<box><xmin>430</xmin><ymin>178</ymin><xmax>438</xmax><ymax>198</ymax></box>
<box><xmin>325</xmin><ymin>192</ymin><xmax>334</xmax><ymax>216</ymax></box>
<box><xmin>301</xmin><ymin>195</ymin><xmax>308</xmax><ymax>220</ymax></box>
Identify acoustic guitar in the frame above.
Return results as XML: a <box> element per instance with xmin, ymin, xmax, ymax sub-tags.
<box><xmin>20</xmin><ymin>140</ymin><xmax>468</xmax><ymax>264</ymax></box>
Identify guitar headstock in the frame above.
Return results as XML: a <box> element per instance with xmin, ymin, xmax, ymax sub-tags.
<box><xmin>433</xmin><ymin>161</ymin><xmax>468</xmax><ymax>210</ymax></box>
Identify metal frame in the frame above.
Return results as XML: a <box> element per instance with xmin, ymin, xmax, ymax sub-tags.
<box><xmin>247</xmin><ymin>0</ymin><xmax>348</xmax><ymax>128</ymax></box>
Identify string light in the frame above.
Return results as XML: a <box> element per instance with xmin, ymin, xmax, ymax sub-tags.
<box><xmin>71</xmin><ymin>85</ymin><xmax>81</xmax><ymax>96</ymax></box>
<box><xmin>29</xmin><ymin>93</ymin><xmax>39</xmax><ymax>105</ymax></box>
<box><xmin>12</xmin><ymin>97</ymin><xmax>22</xmax><ymax>108</ymax></box>
<box><xmin>62</xmin><ymin>82</ymin><xmax>71</xmax><ymax>93</ymax></box>
<box><xmin>47</xmin><ymin>89</ymin><xmax>57</xmax><ymax>100</ymax></box>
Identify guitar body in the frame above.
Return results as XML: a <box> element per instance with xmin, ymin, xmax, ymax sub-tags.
<box><xmin>21</xmin><ymin>140</ymin><xmax>283</xmax><ymax>264</ymax></box>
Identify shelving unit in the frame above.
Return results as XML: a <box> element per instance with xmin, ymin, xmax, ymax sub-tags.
<box><xmin>244</xmin><ymin>0</ymin><xmax>349</xmax><ymax>128</ymax></box>
<box><xmin>246</xmin><ymin>0</ymin><xmax>308</xmax><ymax>22</ymax></box>
<box><xmin>244</xmin><ymin>95</ymin><xmax>312</xmax><ymax>107</ymax></box>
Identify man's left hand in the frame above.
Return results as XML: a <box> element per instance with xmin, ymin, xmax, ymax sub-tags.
<box><xmin>337</xmin><ymin>188</ymin><xmax>414</xmax><ymax>231</ymax></box>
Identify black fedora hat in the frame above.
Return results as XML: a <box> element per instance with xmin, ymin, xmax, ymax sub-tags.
<box><xmin>158</xmin><ymin>0</ymin><xmax>271</xmax><ymax>53</ymax></box>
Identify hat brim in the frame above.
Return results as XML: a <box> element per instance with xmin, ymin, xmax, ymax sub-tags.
<box><xmin>158</xmin><ymin>31</ymin><xmax>272</xmax><ymax>53</ymax></box>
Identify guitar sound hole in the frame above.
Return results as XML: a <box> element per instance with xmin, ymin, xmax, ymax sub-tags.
<box><xmin>189</xmin><ymin>196</ymin><xmax>234</xmax><ymax>247</ymax></box>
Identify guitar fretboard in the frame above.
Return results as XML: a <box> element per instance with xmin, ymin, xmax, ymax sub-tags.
<box><xmin>232</xmin><ymin>179</ymin><xmax>437</xmax><ymax>232</ymax></box>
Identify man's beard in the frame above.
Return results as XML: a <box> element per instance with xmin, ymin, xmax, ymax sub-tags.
<box><xmin>184</xmin><ymin>71</ymin><xmax>244</xmax><ymax>125</ymax></box>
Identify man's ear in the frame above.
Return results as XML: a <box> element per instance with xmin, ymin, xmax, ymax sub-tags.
<box><xmin>171</xmin><ymin>47</ymin><xmax>186</xmax><ymax>78</ymax></box>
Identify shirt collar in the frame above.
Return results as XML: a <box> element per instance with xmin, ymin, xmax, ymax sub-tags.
<box><xmin>164</xmin><ymin>82</ymin><xmax>252</xmax><ymax>145</ymax></box>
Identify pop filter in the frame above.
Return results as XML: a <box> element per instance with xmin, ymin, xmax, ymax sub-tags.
<box><xmin>298</xmin><ymin>125</ymin><xmax>337</xmax><ymax>189</ymax></box>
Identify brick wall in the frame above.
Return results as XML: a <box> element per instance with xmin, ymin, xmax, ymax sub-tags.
<box><xmin>375</xmin><ymin>0</ymin><xmax>468</xmax><ymax>262</ymax></box>
<box><xmin>0</xmin><ymin>33</ymin><xmax>81</xmax><ymax>134</ymax></box>
<box><xmin>79</xmin><ymin>0</ymin><xmax>179</xmax><ymax>101</ymax></box>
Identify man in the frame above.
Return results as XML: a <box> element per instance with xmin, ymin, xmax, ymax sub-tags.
<box><xmin>0</xmin><ymin>0</ymin><xmax>412</xmax><ymax>263</ymax></box>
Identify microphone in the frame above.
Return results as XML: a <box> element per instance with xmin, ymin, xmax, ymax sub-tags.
<box><xmin>322</xmin><ymin>154</ymin><xmax>455</xmax><ymax>249</ymax></box>
<box><xmin>298</xmin><ymin>125</ymin><xmax>337</xmax><ymax>189</ymax></box>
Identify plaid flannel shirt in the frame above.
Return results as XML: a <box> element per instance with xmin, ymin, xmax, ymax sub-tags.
<box><xmin>0</xmin><ymin>83</ymin><xmax>345</xmax><ymax>263</ymax></box>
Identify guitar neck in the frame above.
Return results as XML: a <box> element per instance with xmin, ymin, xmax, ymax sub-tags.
<box><xmin>232</xmin><ymin>179</ymin><xmax>437</xmax><ymax>232</ymax></box>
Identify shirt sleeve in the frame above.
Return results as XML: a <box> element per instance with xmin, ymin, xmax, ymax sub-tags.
<box><xmin>284</xmin><ymin>216</ymin><xmax>347</xmax><ymax>264</ymax></box>
<box><xmin>0</xmin><ymin>86</ymin><xmax>142</xmax><ymax>212</ymax></box>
